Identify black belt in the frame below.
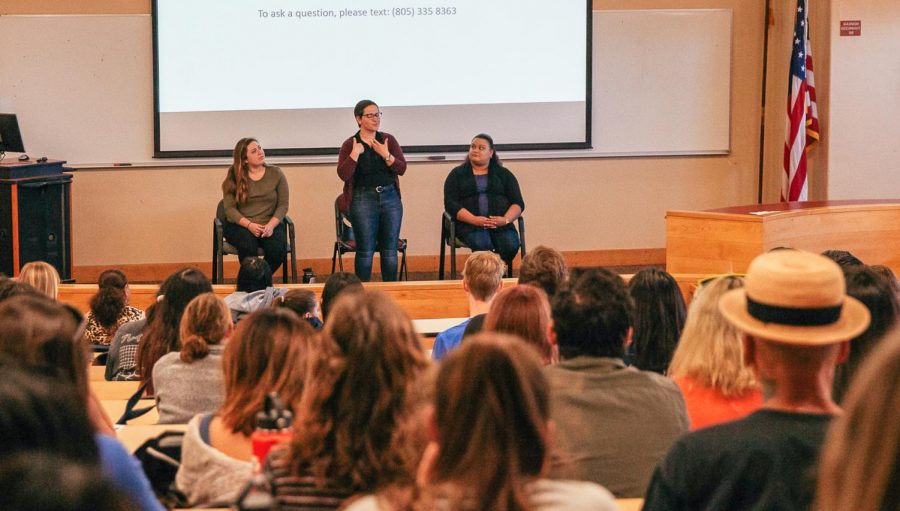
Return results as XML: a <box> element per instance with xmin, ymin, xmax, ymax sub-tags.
<box><xmin>355</xmin><ymin>184</ymin><xmax>395</xmax><ymax>193</ymax></box>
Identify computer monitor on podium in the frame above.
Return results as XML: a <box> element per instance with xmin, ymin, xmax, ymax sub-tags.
<box><xmin>0</xmin><ymin>114</ymin><xmax>25</xmax><ymax>155</ymax></box>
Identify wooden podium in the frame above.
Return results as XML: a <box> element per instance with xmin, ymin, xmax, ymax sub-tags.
<box><xmin>666</xmin><ymin>200</ymin><xmax>900</xmax><ymax>274</ymax></box>
<box><xmin>0</xmin><ymin>158</ymin><xmax>72</xmax><ymax>279</ymax></box>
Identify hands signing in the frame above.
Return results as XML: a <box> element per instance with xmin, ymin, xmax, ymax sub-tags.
<box><xmin>370</xmin><ymin>137</ymin><xmax>391</xmax><ymax>160</ymax></box>
<box><xmin>350</xmin><ymin>138</ymin><xmax>365</xmax><ymax>160</ymax></box>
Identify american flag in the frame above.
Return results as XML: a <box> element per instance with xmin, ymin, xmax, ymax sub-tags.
<box><xmin>781</xmin><ymin>0</ymin><xmax>820</xmax><ymax>202</ymax></box>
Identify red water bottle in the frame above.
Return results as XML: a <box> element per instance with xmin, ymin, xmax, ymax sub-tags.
<box><xmin>251</xmin><ymin>393</ymin><xmax>293</xmax><ymax>472</ymax></box>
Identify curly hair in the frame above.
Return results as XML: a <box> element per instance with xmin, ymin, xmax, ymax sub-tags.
<box><xmin>551</xmin><ymin>268</ymin><xmax>633</xmax><ymax>359</ymax></box>
<box><xmin>89</xmin><ymin>269</ymin><xmax>128</xmax><ymax>328</ymax></box>
<box><xmin>287</xmin><ymin>290</ymin><xmax>429</xmax><ymax>492</ymax></box>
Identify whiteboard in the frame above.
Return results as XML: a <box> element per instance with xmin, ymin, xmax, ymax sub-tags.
<box><xmin>0</xmin><ymin>9</ymin><xmax>731</xmax><ymax>167</ymax></box>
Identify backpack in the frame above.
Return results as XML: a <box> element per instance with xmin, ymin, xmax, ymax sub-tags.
<box><xmin>133</xmin><ymin>430</ymin><xmax>188</xmax><ymax>509</ymax></box>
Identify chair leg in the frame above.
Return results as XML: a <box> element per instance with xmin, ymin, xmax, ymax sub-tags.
<box><xmin>331</xmin><ymin>243</ymin><xmax>338</xmax><ymax>275</ymax></box>
<box><xmin>450</xmin><ymin>242</ymin><xmax>457</xmax><ymax>280</ymax></box>
<box><xmin>400</xmin><ymin>247</ymin><xmax>408</xmax><ymax>281</ymax></box>
<box><xmin>212</xmin><ymin>236</ymin><xmax>219</xmax><ymax>285</ymax></box>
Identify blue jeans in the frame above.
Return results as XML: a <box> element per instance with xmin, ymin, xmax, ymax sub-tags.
<box><xmin>350</xmin><ymin>185</ymin><xmax>402</xmax><ymax>281</ymax></box>
<box><xmin>462</xmin><ymin>226</ymin><xmax>520</xmax><ymax>267</ymax></box>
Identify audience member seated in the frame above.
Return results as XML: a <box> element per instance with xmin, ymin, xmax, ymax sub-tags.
<box><xmin>832</xmin><ymin>265</ymin><xmax>898</xmax><ymax>404</ymax></box>
<box><xmin>546</xmin><ymin>268</ymin><xmax>689</xmax><ymax>498</ymax></box>
<box><xmin>153</xmin><ymin>293</ymin><xmax>232</xmax><ymax>424</ymax></box>
<box><xmin>667</xmin><ymin>275</ymin><xmax>762</xmax><ymax>430</ymax></box>
<box><xmin>176</xmin><ymin>308</ymin><xmax>312</xmax><ymax>506</ymax></box>
<box><xmin>627</xmin><ymin>267</ymin><xmax>686</xmax><ymax>374</ymax></box>
<box><xmin>518</xmin><ymin>244</ymin><xmax>569</xmax><ymax>298</ymax></box>
<box><xmin>815</xmin><ymin>329</ymin><xmax>900</xmax><ymax>511</ymax></box>
<box><xmin>432</xmin><ymin>251</ymin><xmax>505</xmax><ymax>360</ymax></box>
<box><xmin>320</xmin><ymin>271</ymin><xmax>363</xmax><ymax>321</ymax></box>
<box><xmin>83</xmin><ymin>269</ymin><xmax>144</xmax><ymax>346</ymax></box>
<box><xmin>346</xmin><ymin>334</ymin><xmax>617</xmax><ymax>511</ymax></box>
<box><xmin>0</xmin><ymin>452</ymin><xmax>138</xmax><ymax>511</ymax></box>
<box><xmin>274</xmin><ymin>288</ymin><xmax>323</xmax><ymax>330</ymax></box>
<box><xmin>0</xmin><ymin>277</ymin><xmax>42</xmax><ymax>302</ymax></box>
<box><xmin>18</xmin><ymin>260</ymin><xmax>60</xmax><ymax>300</ymax></box>
<box><xmin>135</xmin><ymin>268</ymin><xmax>212</xmax><ymax>394</ymax></box>
<box><xmin>0</xmin><ymin>300</ymin><xmax>163</xmax><ymax>511</ymax></box>
<box><xmin>484</xmin><ymin>284</ymin><xmax>556</xmax><ymax>364</ymax></box>
<box><xmin>642</xmin><ymin>250</ymin><xmax>871</xmax><ymax>511</ymax></box>
<box><xmin>224</xmin><ymin>257</ymin><xmax>288</xmax><ymax>324</ymax></box>
<box><xmin>443</xmin><ymin>133</ymin><xmax>525</xmax><ymax>268</ymax></box>
<box><xmin>106</xmin><ymin>268</ymin><xmax>211</xmax><ymax>382</ymax></box>
<box><xmin>267</xmin><ymin>291</ymin><xmax>429</xmax><ymax>510</ymax></box>
<box><xmin>821</xmin><ymin>249</ymin><xmax>864</xmax><ymax>268</ymax></box>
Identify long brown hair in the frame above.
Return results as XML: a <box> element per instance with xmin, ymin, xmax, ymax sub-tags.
<box><xmin>219</xmin><ymin>308</ymin><xmax>313</xmax><ymax>436</ymax></box>
<box><xmin>137</xmin><ymin>268</ymin><xmax>212</xmax><ymax>393</ymax></box>
<box><xmin>815</xmin><ymin>329</ymin><xmax>900</xmax><ymax>511</ymax></box>
<box><xmin>288</xmin><ymin>290</ymin><xmax>429</xmax><ymax>491</ymax></box>
<box><xmin>422</xmin><ymin>333</ymin><xmax>549</xmax><ymax>511</ymax></box>
<box><xmin>179</xmin><ymin>293</ymin><xmax>231</xmax><ymax>363</ymax></box>
<box><xmin>484</xmin><ymin>285</ymin><xmax>554</xmax><ymax>364</ymax></box>
<box><xmin>222</xmin><ymin>137</ymin><xmax>257</xmax><ymax>205</ymax></box>
<box><xmin>0</xmin><ymin>295</ymin><xmax>89</xmax><ymax>403</ymax></box>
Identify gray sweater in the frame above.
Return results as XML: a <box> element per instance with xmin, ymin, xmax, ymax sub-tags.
<box><xmin>152</xmin><ymin>346</ymin><xmax>226</xmax><ymax>424</ymax></box>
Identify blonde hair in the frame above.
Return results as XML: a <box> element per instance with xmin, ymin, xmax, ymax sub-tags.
<box><xmin>668</xmin><ymin>275</ymin><xmax>758</xmax><ymax>397</ymax></box>
<box><xmin>18</xmin><ymin>261</ymin><xmax>60</xmax><ymax>300</ymax></box>
<box><xmin>463</xmin><ymin>252</ymin><xmax>506</xmax><ymax>302</ymax></box>
<box><xmin>815</xmin><ymin>330</ymin><xmax>900</xmax><ymax>511</ymax></box>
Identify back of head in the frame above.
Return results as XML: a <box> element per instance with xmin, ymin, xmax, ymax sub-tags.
<box><xmin>89</xmin><ymin>269</ymin><xmax>129</xmax><ymax>328</ymax></box>
<box><xmin>816</xmin><ymin>331</ymin><xmax>900</xmax><ymax>511</ymax></box>
<box><xmin>321</xmin><ymin>272</ymin><xmax>363</xmax><ymax>319</ymax></box>
<box><xmin>0</xmin><ymin>361</ymin><xmax>98</xmax><ymax>463</ymax></box>
<box><xmin>821</xmin><ymin>249</ymin><xmax>864</xmax><ymax>269</ymax></box>
<box><xmin>275</xmin><ymin>289</ymin><xmax>321</xmax><ymax>329</ymax></box>
<box><xmin>220</xmin><ymin>308</ymin><xmax>313</xmax><ymax>436</ymax></box>
<box><xmin>18</xmin><ymin>261</ymin><xmax>60</xmax><ymax>300</ymax></box>
<box><xmin>0</xmin><ymin>295</ymin><xmax>88</xmax><ymax>401</ymax></box>
<box><xmin>668</xmin><ymin>275</ymin><xmax>757</xmax><ymax>396</ymax></box>
<box><xmin>518</xmin><ymin>245</ymin><xmax>568</xmax><ymax>298</ymax></box>
<box><xmin>139</xmin><ymin>267</ymin><xmax>213</xmax><ymax>387</ymax></box>
<box><xmin>0</xmin><ymin>278</ymin><xmax>43</xmax><ymax>304</ymax></box>
<box><xmin>179</xmin><ymin>293</ymin><xmax>231</xmax><ymax>363</ymax></box>
<box><xmin>429</xmin><ymin>333</ymin><xmax>548</xmax><ymax>511</ymax></box>
<box><xmin>290</xmin><ymin>290</ymin><xmax>428</xmax><ymax>490</ymax></box>
<box><xmin>833</xmin><ymin>265</ymin><xmax>900</xmax><ymax>402</ymax></box>
<box><xmin>628</xmin><ymin>267</ymin><xmax>687</xmax><ymax>374</ymax></box>
<box><xmin>484</xmin><ymin>285</ymin><xmax>553</xmax><ymax>363</ymax></box>
<box><xmin>552</xmin><ymin>268</ymin><xmax>633</xmax><ymax>359</ymax></box>
<box><xmin>463</xmin><ymin>251</ymin><xmax>506</xmax><ymax>302</ymax></box>
<box><xmin>0</xmin><ymin>453</ymin><xmax>135</xmax><ymax>511</ymax></box>
<box><xmin>236</xmin><ymin>257</ymin><xmax>273</xmax><ymax>293</ymax></box>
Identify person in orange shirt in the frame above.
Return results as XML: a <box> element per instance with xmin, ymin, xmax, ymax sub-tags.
<box><xmin>668</xmin><ymin>275</ymin><xmax>762</xmax><ymax>430</ymax></box>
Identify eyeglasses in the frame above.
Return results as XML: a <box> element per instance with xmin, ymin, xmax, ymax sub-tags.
<box><xmin>361</xmin><ymin>112</ymin><xmax>383</xmax><ymax>119</ymax></box>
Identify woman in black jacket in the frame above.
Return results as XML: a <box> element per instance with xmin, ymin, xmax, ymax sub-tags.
<box><xmin>443</xmin><ymin>133</ymin><xmax>524</xmax><ymax>267</ymax></box>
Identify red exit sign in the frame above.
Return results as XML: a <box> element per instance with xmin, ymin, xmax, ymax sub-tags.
<box><xmin>840</xmin><ymin>20</ymin><xmax>861</xmax><ymax>36</ymax></box>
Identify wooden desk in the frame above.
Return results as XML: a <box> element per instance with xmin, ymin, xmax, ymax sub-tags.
<box><xmin>117</xmin><ymin>423</ymin><xmax>187</xmax><ymax>452</ymax></box>
<box><xmin>616</xmin><ymin>498</ymin><xmax>643</xmax><ymax>511</ymax></box>
<box><xmin>667</xmin><ymin>200</ymin><xmax>900</xmax><ymax>274</ymax></box>
<box><xmin>89</xmin><ymin>365</ymin><xmax>106</xmax><ymax>381</ymax></box>
<box><xmin>91</xmin><ymin>380</ymin><xmax>140</xmax><ymax>400</ymax></box>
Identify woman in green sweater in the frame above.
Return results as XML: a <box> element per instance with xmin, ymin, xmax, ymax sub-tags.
<box><xmin>222</xmin><ymin>137</ymin><xmax>289</xmax><ymax>273</ymax></box>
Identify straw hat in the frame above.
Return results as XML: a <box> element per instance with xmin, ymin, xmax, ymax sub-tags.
<box><xmin>719</xmin><ymin>250</ymin><xmax>870</xmax><ymax>345</ymax></box>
